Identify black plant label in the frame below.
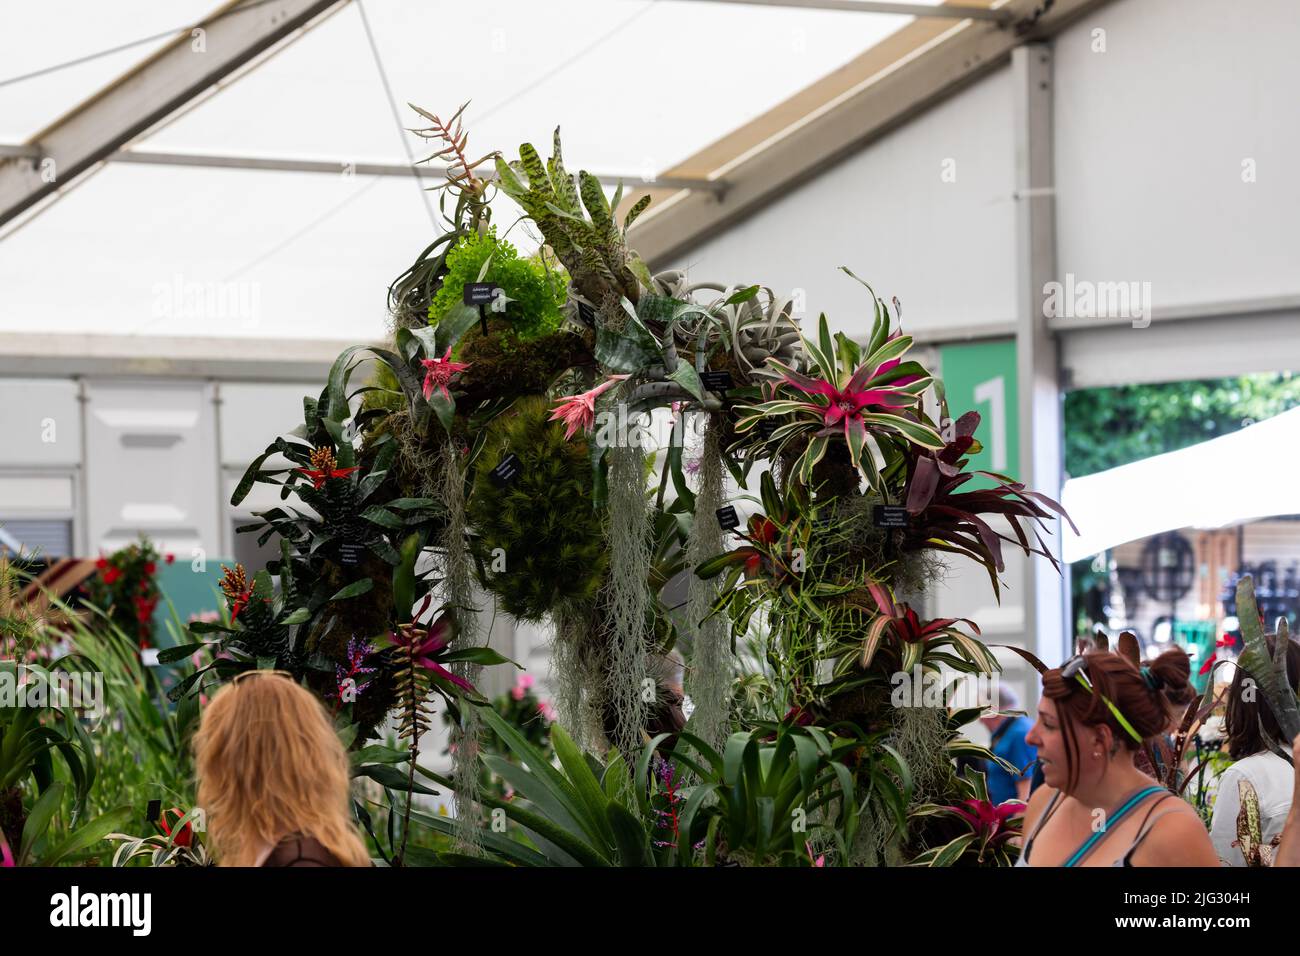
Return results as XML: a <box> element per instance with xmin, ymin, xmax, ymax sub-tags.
<box><xmin>146</xmin><ymin>799</ymin><xmax>162</xmax><ymax>823</ymax></box>
<box><xmin>491</xmin><ymin>452</ymin><xmax>522</xmax><ymax>489</ymax></box>
<box><xmin>873</xmin><ymin>505</ymin><xmax>910</xmax><ymax>529</ymax></box>
<box><xmin>716</xmin><ymin>505</ymin><xmax>740</xmax><ymax>531</ymax></box>
<box><xmin>339</xmin><ymin>543</ymin><xmax>363</xmax><ymax>566</ymax></box>
<box><xmin>701</xmin><ymin>369</ymin><xmax>734</xmax><ymax>392</ymax></box>
<box><xmin>756</xmin><ymin>418</ymin><xmax>780</xmax><ymax>439</ymax></box>
<box><xmin>577</xmin><ymin>301</ymin><xmax>597</xmax><ymax>325</ymax></box>
<box><xmin>463</xmin><ymin>282</ymin><xmax>499</xmax><ymax>305</ymax></box>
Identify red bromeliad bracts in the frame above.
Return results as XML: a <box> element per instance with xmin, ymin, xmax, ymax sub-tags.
<box><xmin>295</xmin><ymin>446</ymin><xmax>360</xmax><ymax>491</ymax></box>
<box><xmin>391</xmin><ymin>604</ymin><xmax>476</xmax><ymax>695</ymax></box>
<box><xmin>219</xmin><ymin>564</ymin><xmax>253</xmax><ymax>621</ymax></box>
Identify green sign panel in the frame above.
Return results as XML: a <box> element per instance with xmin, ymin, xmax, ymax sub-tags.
<box><xmin>937</xmin><ymin>339</ymin><xmax>1019</xmax><ymax>485</ymax></box>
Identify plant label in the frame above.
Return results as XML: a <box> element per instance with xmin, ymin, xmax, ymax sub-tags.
<box><xmin>716</xmin><ymin>505</ymin><xmax>740</xmax><ymax>531</ymax></box>
<box><xmin>339</xmin><ymin>543</ymin><xmax>363</xmax><ymax>566</ymax></box>
<box><xmin>463</xmin><ymin>282</ymin><xmax>500</xmax><ymax>306</ymax></box>
<box><xmin>873</xmin><ymin>505</ymin><xmax>910</xmax><ymax>529</ymax></box>
<box><xmin>701</xmin><ymin>370</ymin><xmax>734</xmax><ymax>392</ymax></box>
<box><xmin>756</xmin><ymin>419</ymin><xmax>780</xmax><ymax>439</ymax></box>
<box><xmin>146</xmin><ymin>799</ymin><xmax>162</xmax><ymax>823</ymax></box>
<box><xmin>491</xmin><ymin>452</ymin><xmax>522</xmax><ymax>488</ymax></box>
<box><xmin>577</xmin><ymin>301</ymin><xmax>597</xmax><ymax>325</ymax></box>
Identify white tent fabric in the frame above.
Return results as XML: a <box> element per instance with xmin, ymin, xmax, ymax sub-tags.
<box><xmin>0</xmin><ymin>0</ymin><xmax>925</xmax><ymax>341</ymax></box>
<box><xmin>1060</xmin><ymin>406</ymin><xmax>1300</xmax><ymax>563</ymax></box>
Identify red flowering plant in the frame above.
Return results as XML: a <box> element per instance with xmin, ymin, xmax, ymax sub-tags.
<box><xmin>851</xmin><ymin>580</ymin><xmax>998</xmax><ymax>677</ymax></box>
<box><xmin>86</xmin><ymin>537</ymin><xmax>167</xmax><ymax>648</ymax></box>
<box><xmin>694</xmin><ymin>472</ymin><xmax>808</xmax><ymax>590</ymax></box>
<box><xmin>899</xmin><ymin>404</ymin><xmax>1077</xmax><ymax>600</ymax></box>
<box><xmin>909</xmin><ymin>769</ymin><xmax>1026</xmax><ymax>866</ymax></box>
<box><xmin>735</xmin><ymin>278</ymin><xmax>945</xmax><ymax>489</ymax></box>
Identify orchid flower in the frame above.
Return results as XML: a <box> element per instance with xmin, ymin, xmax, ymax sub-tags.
<box><xmin>548</xmin><ymin>375</ymin><xmax>629</xmax><ymax>440</ymax></box>
<box><xmin>421</xmin><ymin>347</ymin><xmax>472</xmax><ymax>402</ymax></box>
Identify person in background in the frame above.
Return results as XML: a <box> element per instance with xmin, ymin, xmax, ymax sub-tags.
<box><xmin>194</xmin><ymin>670</ymin><xmax>371</xmax><ymax>867</ymax></box>
<box><xmin>1212</xmin><ymin>636</ymin><xmax>1300</xmax><ymax>865</ymax></box>
<box><xmin>1274</xmin><ymin>734</ymin><xmax>1300</xmax><ymax>867</ymax></box>
<box><xmin>1016</xmin><ymin>648</ymin><xmax>1217</xmax><ymax>866</ymax></box>
<box><xmin>981</xmin><ymin>685</ymin><xmax>1037</xmax><ymax>804</ymax></box>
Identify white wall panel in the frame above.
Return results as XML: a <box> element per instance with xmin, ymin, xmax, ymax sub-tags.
<box><xmin>0</xmin><ymin>378</ymin><xmax>82</xmax><ymax>467</ymax></box>
<box><xmin>219</xmin><ymin>382</ymin><xmax>317</xmax><ymax>469</ymax></box>
<box><xmin>83</xmin><ymin>381</ymin><xmax>220</xmax><ymax>558</ymax></box>
<box><xmin>1054</xmin><ymin>0</ymin><xmax>1300</xmax><ymax>314</ymax></box>
<box><xmin>671</xmin><ymin>66</ymin><xmax>1017</xmax><ymax>342</ymax></box>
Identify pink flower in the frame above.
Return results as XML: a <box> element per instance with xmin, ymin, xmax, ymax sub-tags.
<box><xmin>510</xmin><ymin>673</ymin><xmax>535</xmax><ymax>701</ymax></box>
<box><xmin>391</xmin><ymin>603</ymin><xmax>476</xmax><ymax>694</ymax></box>
<box><xmin>548</xmin><ymin>375</ymin><xmax>629</xmax><ymax>440</ymax></box>
<box><xmin>0</xmin><ymin>833</ymin><xmax>12</xmax><ymax>868</ymax></box>
<box><xmin>421</xmin><ymin>347</ymin><xmax>471</xmax><ymax>402</ymax></box>
<box><xmin>948</xmin><ymin>798</ymin><xmax>1025</xmax><ymax>846</ymax></box>
<box><xmin>537</xmin><ymin>700</ymin><xmax>557</xmax><ymax>722</ymax></box>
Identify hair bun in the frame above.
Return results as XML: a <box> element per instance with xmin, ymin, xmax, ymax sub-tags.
<box><xmin>1147</xmin><ymin>647</ymin><xmax>1194</xmax><ymax>706</ymax></box>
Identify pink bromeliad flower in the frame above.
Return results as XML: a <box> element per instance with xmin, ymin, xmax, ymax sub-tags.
<box><xmin>948</xmin><ymin>798</ymin><xmax>1026</xmax><ymax>849</ymax></box>
<box><xmin>548</xmin><ymin>375</ymin><xmax>629</xmax><ymax>440</ymax></box>
<box><xmin>421</xmin><ymin>347</ymin><xmax>471</xmax><ymax>402</ymax></box>
<box><xmin>0</xmin><ymin>831</ymin><xmax>13</xmax><ymax>867</ymax></box>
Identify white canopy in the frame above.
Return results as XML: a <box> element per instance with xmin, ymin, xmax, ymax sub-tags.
<box><xmin>1060</xmin><ymin>406</ymin><xmax>1300</xmax><ymax>563</ymax></box>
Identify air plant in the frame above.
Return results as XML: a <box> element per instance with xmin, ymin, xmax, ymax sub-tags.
<box><xmin>695</xmin><ymin>473</ymin><xmax>808</xmax><ymax>588</ymax></box>
<box><xmin>735</xmin><ymin>305</ymin><xmax>943</xmax><ymax>488</ymax></box>
<box><xmin>409</xmin><ymin>101</ymin><xmax>498</xmax><ymax>233</ymax></box>
<box><xmin>900</xmin><ymin>408</ymin><xmax>1076</xmax><ymax>599</ymax></box>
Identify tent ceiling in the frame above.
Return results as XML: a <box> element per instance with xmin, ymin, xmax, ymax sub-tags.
<box><xmin>0</xmin><ymin>0</ymin><xmax>1069</xmax><ymax>342</ymax></box>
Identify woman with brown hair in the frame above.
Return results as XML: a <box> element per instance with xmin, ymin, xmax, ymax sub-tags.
<box><xmin>193</xmin><ymin>671</ymin><xmax>371</xmax><ymax>867</ymax></box>
<box><xmin>1209</xmin><ymin>635</ymin><xmax>1300</xmax><ymax>865</ymax></box>
<box><xmin>1016</xmin><ymin>648</ymin><xmax>1218</xmax><ymax>866</ymax></box>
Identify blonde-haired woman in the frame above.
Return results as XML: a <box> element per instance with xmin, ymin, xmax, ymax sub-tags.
<box><xmin>194</xmin><ymin>671</ymin><xmax>370</xmax><ymax>866</ymax></box>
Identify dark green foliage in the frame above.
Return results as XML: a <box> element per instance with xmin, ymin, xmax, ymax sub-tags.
<box><xmin>468</xmin><ymin>397</ymin><xmax>606</xmax><ymax>620</ymax></box>
<box><xmin>427</xmin><ymin>228</ymin><xmax>566</xmax><ymax>341</ymax></box>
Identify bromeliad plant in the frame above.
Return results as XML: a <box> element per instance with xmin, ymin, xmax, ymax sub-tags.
<box><xmin>909</xmin><ymin>769</ymin><xmax>1025</xmax><ymax>866</ymax></box>
<box><xmin>900</xmin><ymin>406</ymin><xmax>1076</xmax><ymax>598</ymax></box>
<box><xmin>853</xmin><ymin>581</ymin><xmax>997</xmax><ymax>676</ymax></box>
<box><xmin>736</xmin><ymin>288</ymin><xmax>944</xmax><ymax>487</ymax></box>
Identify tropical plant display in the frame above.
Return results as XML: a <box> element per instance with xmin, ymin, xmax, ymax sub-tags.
<box><xmin>0</xmin><ymin>108</ymin><xmax>1090</xmax><ymax>870</ymax></box>
<box><xmin>151</xmin><ymin>107</ymin><xmax>1081</xmax><ymax>868</ymax></box>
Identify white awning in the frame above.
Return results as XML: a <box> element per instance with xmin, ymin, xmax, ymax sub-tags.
<box><xmin>1061</xmin><ymin>405</ymin><xmax>1300</xmax><ymax>563</ymax></box>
